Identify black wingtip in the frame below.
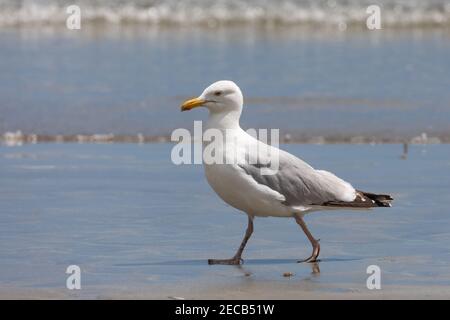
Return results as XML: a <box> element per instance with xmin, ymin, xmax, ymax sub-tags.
<box><xmin>358</xmin><ymin>191</ymin><xmax>393</xmax><ymax>207</ymax></box>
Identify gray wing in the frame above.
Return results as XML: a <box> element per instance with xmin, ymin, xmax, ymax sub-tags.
<box><xmin>238</xmin><ymin>149</ymin><xmax>356</xmax><ymax>207</ymax></box>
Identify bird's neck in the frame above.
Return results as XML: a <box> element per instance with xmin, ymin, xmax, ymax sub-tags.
<box><xmin>206</xmin><ymin>110</ymin><xmax>242</xmax><ymax>131</ymax></box>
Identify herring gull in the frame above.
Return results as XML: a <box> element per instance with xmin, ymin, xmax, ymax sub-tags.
<box><xmin>181</xmin><ymin>80</ymin><xmax>393</xmax><ymax>265</ymax></box>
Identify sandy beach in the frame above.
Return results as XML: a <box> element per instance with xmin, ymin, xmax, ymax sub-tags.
<box><xmin>1</xmin><ymin>143</ymin><xmax>449</xmax><ymax>299</ymax></box>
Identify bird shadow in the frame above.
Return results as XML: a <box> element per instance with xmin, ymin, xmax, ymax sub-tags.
<box><xmin>114</xmin><ymin>257</ymin><xmax>362</xmax><ymax>267</ymax></box>
<box><xmin>316</xmin><ymin>257</ymin><xmax>363</xmax><ymax>263</ymax></box>
<box><xmin>114</xmin><ymin>260</ymin><xmax>205</xmax><ymax>267</ymax></box>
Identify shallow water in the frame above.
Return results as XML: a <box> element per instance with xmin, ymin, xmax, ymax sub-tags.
<box><xmin>1</xmin><ymin>143</ymin><xmax>449</xmax><ymax>298</ymax></box>
<box><xmin>1</xmin><ymin>24</ymin><xmax>450</xmax><ymax>141</ymax></box>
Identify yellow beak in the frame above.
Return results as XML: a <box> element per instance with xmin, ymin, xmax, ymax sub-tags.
<box><xmin>181</xmin><ymin>97</ymin><xmax>206</xmax><ymax>112</ymax></box>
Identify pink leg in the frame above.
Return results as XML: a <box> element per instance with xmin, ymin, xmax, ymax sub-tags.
<box><xmin>208</xmin><ymin>215</ymin><xmax>254</xmax><ymax>265</ymax></box>
<box><xmin>295</xmin><ymin>215</ymin><xmax>320</xmax><ymax>263</ymax></box>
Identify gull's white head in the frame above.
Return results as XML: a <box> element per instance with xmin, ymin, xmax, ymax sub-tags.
<box><xmin>181</xmin><ymin>80</ymin><xmax>243</xmax><ymax>114</ymax></box>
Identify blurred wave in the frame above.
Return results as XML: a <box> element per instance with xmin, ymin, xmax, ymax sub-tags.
<box><xmin>1</xmin><ymin>0</ymin><xmax>450</xmax><ymax>28</ymax></box>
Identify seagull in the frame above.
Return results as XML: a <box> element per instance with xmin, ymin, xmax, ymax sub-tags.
<box><xmin>181</xmin><ymin>80</ymin><xmax>393</xmax><ymax>265</ymax></box>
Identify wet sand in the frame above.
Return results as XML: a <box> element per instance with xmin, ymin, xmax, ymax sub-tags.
<box><xmin>2</xmin><ymin>284</ymin><xmax>450</xmax><ymax>300</ymax></box>
<box><xmin>1</xmin><ymin>143</ymin><xmax>449</xmax><ymax>299</ymax></box>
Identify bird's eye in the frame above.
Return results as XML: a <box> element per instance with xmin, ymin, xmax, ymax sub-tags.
<box><xmin>214</xmin><ymin>91</ymin><xmax>222</xmax><ymax>96</ymax></box>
